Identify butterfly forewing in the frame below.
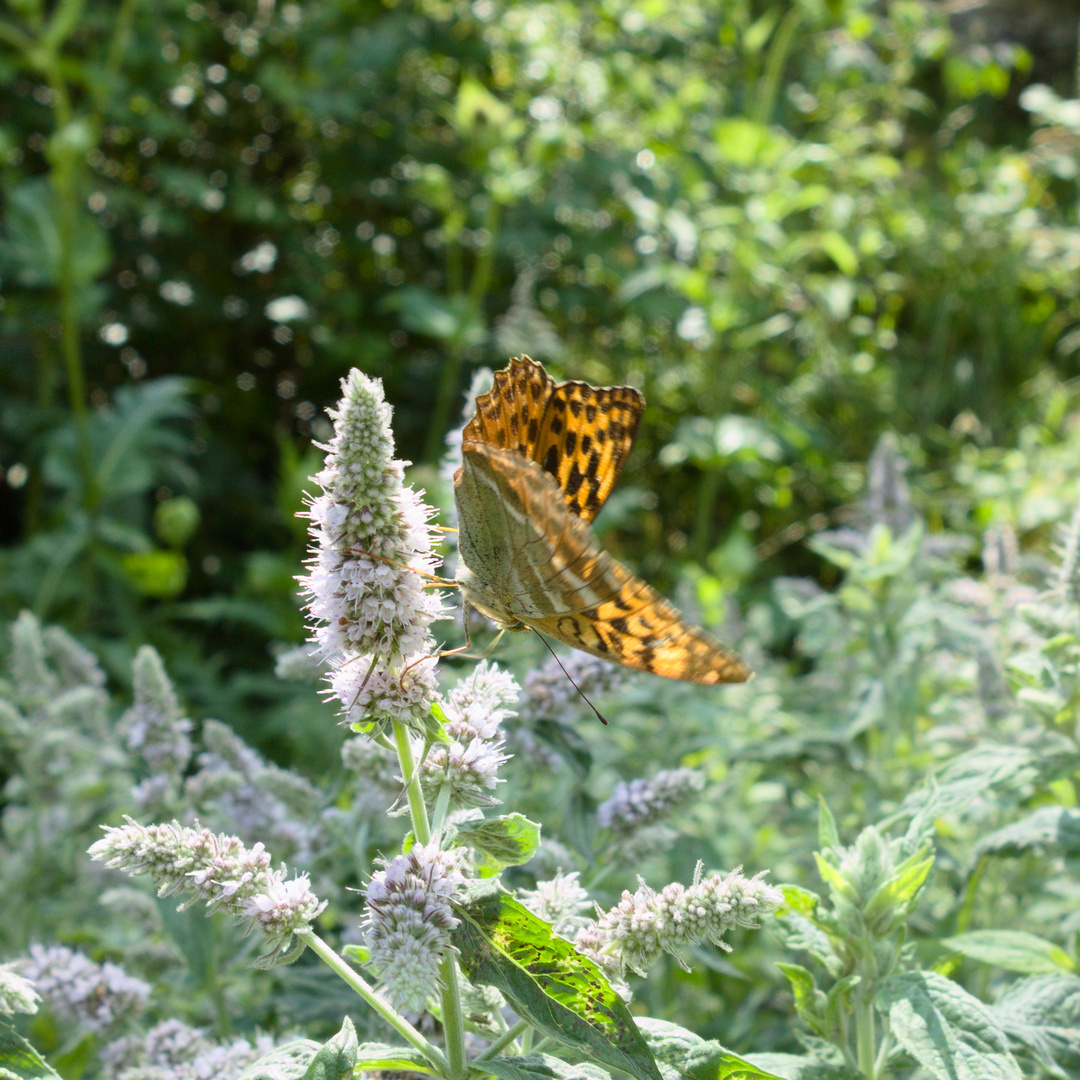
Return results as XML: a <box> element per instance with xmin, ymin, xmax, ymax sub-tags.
<box><xmin>464</xmin><ymin>356</ymin><xmax>643</xmax><ymax>523</ymax></box>
<box><xmin>462</xmin><ymin>357</ymin><xmax>554</xmax><ymax>456</ymax></box>
<box><xmin>533</xmin><ymin>381</ymin><xmax>643</xmax><ymax>523</ymax></box>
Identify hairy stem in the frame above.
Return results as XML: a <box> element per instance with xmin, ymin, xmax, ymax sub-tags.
<box><xmin>300</xmin><ymin>930</ymin><xmax>448</xmax><ymax>1073</ymax></box>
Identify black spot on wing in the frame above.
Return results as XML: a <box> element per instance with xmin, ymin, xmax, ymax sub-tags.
<box><xmin>542</xmin><ymin>445</ymin><xmax>559</xmax><ymax>477</ymax></box>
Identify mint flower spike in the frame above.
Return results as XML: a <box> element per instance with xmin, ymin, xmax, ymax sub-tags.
<box><xmin>300</xmin><ymin>368</ymin><xmax>447</xmax><ymax>731</ymax></box>
<box><xmin>20</xmin><ymin>945</ymin><xmax>149</xmax><ymax>1031</ymax></box>
<box><xmin>421</xmin><ymin>661</ymin><xmax>517</xmax><ymax>808</ymax></box>
<box><xmin>575</xmin><ymin>863</ymin><xmax>783</xmax><ymax>986</ymax></box>
<box><xmin>597</xmin><ymin>768</ymin><xmax>706</xmax><ymax>836</ymax></box>
<box><xmin>519</xmin><ymin>870</ymin><xmax>593</xmax><ymax>935</ymax></box>
<box><xmin>121</xmin><ymin>645</ymin><xmax>193</xmax><ymax>777</ymax></box>
<box><xmin>88</xmin><ymin>818</ymin><xmax>326</xmax><ymax>967</ymax></box>
<box><xmin>363</xmin><ymin>843</ymin><xmax>467</xmax><ymax>1013</ymax></box>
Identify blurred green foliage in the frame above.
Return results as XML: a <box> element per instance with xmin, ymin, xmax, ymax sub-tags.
<box><xmin>1</xmin><ymin>0</ymin><xmax>1079</xmax><ymax>731</ymax></box>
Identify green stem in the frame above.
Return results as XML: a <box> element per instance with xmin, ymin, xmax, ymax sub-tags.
<box><xmin>393</xmin><ymin>719</ymin><xmax>431</xmax><ymax>844</ymax></box>
<box><xmin>853</xmin><ymin>987</ymin><xmax>876</xmax><ymax>1079</ymax></box>
<box><xmin>98</xmin><ymin>0</ymin><xmax>139</xmax><ymax>116</ymax></box>
<box><xmin>692</xmin><ymin>467</ymin><xmax>724</xmax><ymax>564</ymax></box>
<box><xmin>0</xmin><ymin>19</ymin><xmax>37</xmax><ymax>52</ymax></box>
<box><xmin>432</xmin><ymin>776</ymin><xmax>454</xmax><ymax>836</ymax></box>
<box><xmin>753</xmin><ymin>4</ymin><xmax>802</xmax><ymax>126</ymax></box>
<box><xmin>475</xmin><ymin>1020</ymin><xmax>530</xmax><ymax>1061</ymax></box>
<box><xmin>300</xmin><ymin>930</ymin><xmax>448</xmax><ymax>1073</ymax></box>
<box><xmin>438</xmin><ymin>953</ymin><xmax>467</xmax><ymax>1079</ymax></box>
<box><xmin>208</xmin><ymin>919</ymin><xmax>232</xmax><ymax>1038</ymax></box>
<box><xmin>41</xmin><ymin>58</ymin><xmax>96</xmax><ymax>510</ymax></box>
<box><xmin>390</xmin><ymin>719</ymin><xmax>466</xmax><ymax>1078</ymax></box>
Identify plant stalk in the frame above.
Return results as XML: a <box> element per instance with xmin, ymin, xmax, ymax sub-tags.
<box><xmin>300</xmin><ymin>930</ymin><xmax>448</xmax><ymax>1073</ymax></box>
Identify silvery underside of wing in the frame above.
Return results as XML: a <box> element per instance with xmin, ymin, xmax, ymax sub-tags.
<box><xmin>454</xmin><ymin>442</ymin><xmax>751</xmax><ymax>684</ymax></box>
<box><xmin>454</xmin><ymin>442</ymin><xmax>620</xmax><ymax>621</ymax></box>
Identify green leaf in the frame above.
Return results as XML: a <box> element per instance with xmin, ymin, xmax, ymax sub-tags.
<box><xmin>0</xmin><ymin>1021</ymin><xmax>61</xmax><ymax>1080</ymax></box>
<box><xmin>863</xmin><ymin>850</ymin><xmax>934</xmax><ymax>932</ymax></box>
<box><xmin>740</xmin><ymin>1054</ymin><xmax>859</xmax><ymax>1079</ymax></box>
<box><xmin>47</xmin><ymin>1030</ymin><xmax>94</xmax><ymax>1080</ymax></box>
<box><xmin>991</xmin><ymin>974</ymin><xmax>1080</xmax><ymax>1074</ymax></box>
<box><xmin>451</xmin><ymin>889</ymin><xmax>662</xmax><ymax>1080</ymax></box>
<box><xmin>818</xmin><ymin>232</ymin><xmax>858</xmax><ymax>276</ymax></box>
<box><xmin>381</xmin><ymin>286</ymin><xmax>485</xmax><ymax>346</ymax></box>
<box><xmin>238</xmin><ymin>1039</ymin><xmax>323</xmax><ymax>1079</ymax></box>
<box><xmin>121</xmin><ymin>550</ymin><xmax>188</xmax><ymax>598</ymax></box>
<box><xmin>975</xmin><ymin>807</ymin><xmax>1080</xmax><ymax>859</ymax></box>
<box><xmin>776</xmin><ymin>964</ymin><xmax>826</xmax><ymax>1034</ymax></box>
<box><xmin>454</xmin><ymin>813</ymin><xmax>541</xmax><ymax>870</ymax></box>
<box><xmin>301</xmin><ymin>1019</ymin><xmax>358</xmax><ymax>1080</ymax></box>
<box><xmin>823</xmin><ymin>975</ymin><xmax>861</xmax><ymax>1046</ymax></box>
<box><xmin>0</xmin><ymin>179</ymin><xmax>110</xmax><ymax>289</ymax></box>
<box><xmin>812</xmin><ymin>854</ymin><xmax>859</xmax><ymax>905</ymax></box>
<box><xmin>634</xmin><ymin>1017</ymin><xmax>788</xmax><ymax>1080</ymax></box>
<box><xmin>876</xmin><ymin>971</ymin><xmax>1023</xmax><ymax>1080</ymax></box>
<box><xmin>942</xmin><ymin>931</ymin><xmax>1076</xmax><ymax>975</ymax></box>
<box><xmin>817</xmin><ymin>799</ymin><xmax>840</xmax><ymax>851</ymax></box>
<box><xmin>355</xmin><ymin>1043</ymin><xmax>436</xmax><ymax>1073</ymax></box>
<box><xmin>480</xmin><ymin>1053</ymin><xmax>610</xmax><ymax>1080</ymax></box>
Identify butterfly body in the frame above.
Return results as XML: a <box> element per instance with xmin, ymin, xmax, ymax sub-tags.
<box><xmin>453</xmin><ymin>357</ymin><xmax>750</xmax><ymax>685</ymax></box>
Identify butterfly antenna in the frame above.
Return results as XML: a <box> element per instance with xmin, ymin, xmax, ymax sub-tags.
<box><xmin>533</xmin><ymin>633</ymin><xmax>608</xmax><ymax>726</ymax></box>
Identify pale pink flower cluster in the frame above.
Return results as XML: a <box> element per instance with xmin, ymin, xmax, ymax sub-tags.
<box><xmin>363</xmin><ymin>843</ymin><xmax>466</xmax><ymax>1012</ymax></box>
<box><xmin>88</xmin><ymin>818</ymin><xmax>325</xmax><ymax>961</ymax></box>
<box><xmin>519</xmin><ymin>870</ymin><xmax>593</xmax><ymax>935</ymax></box>
<box><xmin>20</xmin><ymin>945</ymin><xmax>150</xmax><ymax>1031</ymax></box>
<box><xmin>597</xmin><ymin>768</ymin><xmax>705</xmax><ymax>836</ymax></box>
<box><xmin>575</xmin><ymin>864</ymin><xmax>783</xmax><ymax>985</ymax></box>
<box><xmin>421</xmin><ymin>662</ymin><xmax>516</xmax><ymax>807</ymax></box>
<box><xmin>100</xmin><ymin>1018</ymin><xmax>277</xmax><ymax>1080</ymax></box>
<box><xmin>300</xmin><ymin>369</ymin><xmax>446</xmax><ymax>729</ymax></box>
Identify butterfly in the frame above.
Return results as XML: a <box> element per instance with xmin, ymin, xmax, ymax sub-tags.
<box><xmin>452</xmin><ymin>357</ymin><xmax>751</xmax><ymax>684</ymax></box>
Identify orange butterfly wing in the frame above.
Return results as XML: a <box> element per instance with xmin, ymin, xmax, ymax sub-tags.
<box><xmin>454</xmin><ymin>442</ymin><xmax>750</xmax><ymax>685</ymax></box>
<box><xmin>464</xmin><ymin>356</ymin><xmax>643</xmax><ymax>523</ymax></box>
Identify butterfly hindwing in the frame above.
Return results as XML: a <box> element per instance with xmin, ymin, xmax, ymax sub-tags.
<box><xmin>456</xmin><ymin>443</ymin><xmax>617</xmax><ymax>620</ymax></box>
<box><xmin>526</xmin><ymin>569</ymin><xmax>752</xmax><ymax>685</ymax></box>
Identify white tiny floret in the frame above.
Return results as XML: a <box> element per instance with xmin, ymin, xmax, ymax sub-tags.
<box><xmin>519</xmin><ymin>870</ymin><xmax>593</xmax><ymax>935</ymax></box>
<box><xmin>300</xmin><ymin>369</ymin><xmax>448</xmax><ymax>731</ymax></box>
<box><xmin>363</xmin><ymin>843</ymin><xmax>465</xmax><ymax>1011</ymax></box>
<box><xmin>574</xmin><ymin>864</ymin><xmax>783</xmax><ymax>984</ymax></box>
